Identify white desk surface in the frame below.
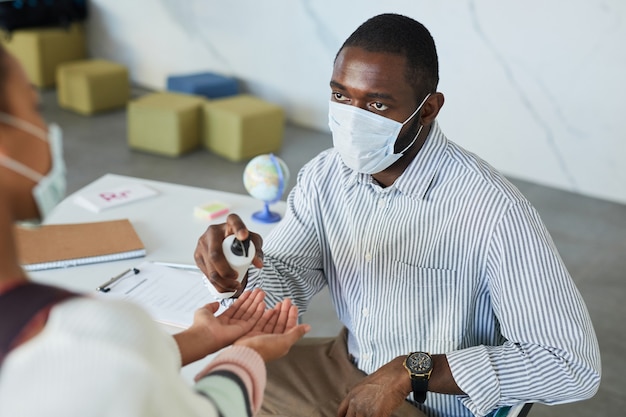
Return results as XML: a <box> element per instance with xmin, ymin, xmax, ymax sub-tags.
<box><xmin>28</xmin><ymin>173</ymin><xmax>286</xmax><ymax>382</ymax></box>
<box><xmin>30</xmin><ymin>173</ymin><xmax>284</xmax><ymax>291</ymax></box>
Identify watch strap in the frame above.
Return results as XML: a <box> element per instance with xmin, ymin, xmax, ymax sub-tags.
<box><xmin>411</xmin><ymin>376</ymin><xmax>428</xmax><ymax>403</ymax></box>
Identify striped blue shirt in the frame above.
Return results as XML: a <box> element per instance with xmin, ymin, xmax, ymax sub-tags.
<box><xmin>248</xmin><ymin>122</ymin><xmax>601</xmax><ymax>417</ymax></box>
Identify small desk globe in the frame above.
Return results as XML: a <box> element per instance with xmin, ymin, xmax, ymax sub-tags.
<box><xmin>243</xmin><ymin>154</ymin><xmax>290</xmax><ymax>223</ymax></box>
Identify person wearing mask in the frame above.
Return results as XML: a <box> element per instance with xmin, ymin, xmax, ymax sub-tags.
<box><xmin>194</xmin><ymin>13</ymin><xmax>601</xmax><ymax>417</ymax></box>
<box><xmin>0</xmin><ymin>43</ymin><xmax>310</xmax><ymax>417</ymax></box>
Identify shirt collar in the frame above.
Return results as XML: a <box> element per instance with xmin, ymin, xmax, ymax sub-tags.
<box><xmin>346</xmin><ymin>121</ymin><xmax>448</xmax><ymax>199</ymax></box>
<box><xmin>393</xmin><ymin>120</ymin><xmax>448</xmax><ymax>200</ymax></box>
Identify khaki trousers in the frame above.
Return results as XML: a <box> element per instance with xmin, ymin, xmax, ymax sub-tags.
<box><xmin>259</xmin><ymin>329</ymin><xmax>426</xmax><ymax>417</ymax></box>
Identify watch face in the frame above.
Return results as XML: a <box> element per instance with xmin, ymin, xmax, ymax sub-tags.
<box><xmin>406</xmin><ymin>352</ymin><xmax>432</xmax><ymax>373</ymax></box>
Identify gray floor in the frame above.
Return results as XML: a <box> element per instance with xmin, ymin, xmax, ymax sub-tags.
<box><xmin>41</xmin><ymin>87</ymin><xmax>625</xmax><ymax>416</ymax></box>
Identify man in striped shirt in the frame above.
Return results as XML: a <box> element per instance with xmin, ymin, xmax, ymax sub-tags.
<box><xmin>195</xmin><ymin>13</ymin><xmax>601</xmax><ymax>417</ymax></box>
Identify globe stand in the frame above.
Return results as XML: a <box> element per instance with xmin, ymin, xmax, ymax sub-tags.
<box><xmin>252</xmin><ymin>201</ymin><xmax>282</xmax><ymax>223</ymax></box>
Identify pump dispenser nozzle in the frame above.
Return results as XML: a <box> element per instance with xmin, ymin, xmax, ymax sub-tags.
<box><xmin>230</xmin><ymin>237</ymin><xmax>251</xmax><ymax>257</ymax></box>
<box><xmin>202</xmin><ymin>234</ymin><xmax>255</xmax><ymax>299</ymax></box>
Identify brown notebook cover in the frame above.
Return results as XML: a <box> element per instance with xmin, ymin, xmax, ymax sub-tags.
<box><xmin>14</xmin><ymin>219</ymin><xmax>146</xmax><ymax>271</ymax></box>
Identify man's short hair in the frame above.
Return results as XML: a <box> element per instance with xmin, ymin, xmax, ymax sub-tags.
<box><xmin>337</xmin><ymin>13</ymin><xmax>439</xmax><ymax>100</ymax></box>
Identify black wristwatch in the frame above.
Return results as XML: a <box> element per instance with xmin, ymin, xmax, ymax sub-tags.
<box><xmin>403</xmin><ymin>352</ymin><xmax>433</xmax><ymax>403</ymax></box>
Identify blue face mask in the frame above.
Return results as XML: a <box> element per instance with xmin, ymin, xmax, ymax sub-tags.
<box><xmin>328</xmin><ymin>94</ymin><xmax>430</xmax><ymax>174</ymax></box>
<box><xmin>0</xmin><ymin>112</ymin><xmax>66</xmax><ymax>222</ymax></box>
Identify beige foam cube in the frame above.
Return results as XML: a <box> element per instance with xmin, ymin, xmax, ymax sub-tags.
<box><xmin>0</xmin><ymin>23</ymin><xmax>86</xmax><ymax>88</ymax></box>
<box><xmin>56</xmin><ymin>59</ymin><xmax>130</xmax><ymax>115</ymax></box>
<box><xmin>127</xmin><ymin>92</ymin><xmax>206</xmax><ymax>157</ymax></box>
<box><xmin>202</xmin><ymin>94</ymin><xmax>285</xmax><ymax>162</ymax></box>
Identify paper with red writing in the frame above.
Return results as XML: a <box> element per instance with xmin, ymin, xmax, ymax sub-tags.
<box><xmin>73</xmin><ymin>183</ymin><xmax>158</xmax><ymax>212</ymax></box>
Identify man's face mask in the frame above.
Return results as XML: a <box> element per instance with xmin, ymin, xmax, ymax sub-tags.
<box><xmin>328</xmin><ymin>93</ymin><xmax>431</xmax><ymax>174</ymax></box>
<box><xmin>0</xmin><ymin>112</ymin><xmax>66</xmax><ymax>223</ymax></box>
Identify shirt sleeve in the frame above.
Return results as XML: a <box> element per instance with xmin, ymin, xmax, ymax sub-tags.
<box><xmin>446</xmin><ymin>201</ymin><xmax>601</xmax><ymax>416</ymax></box>
<box><xmin>193</xmin><ymin>346</ymin><xmax>266</xmax><ymax>417</ymax></box>
<box><xmin>245</xmin><ymin>160</ymin><xmax>327</xmax><ymax>312</ymax></box>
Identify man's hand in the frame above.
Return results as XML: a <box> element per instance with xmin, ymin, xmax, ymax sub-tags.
<box><xmin>194</xmin><ymin>213</ymin><xmax>264</xmax><ymax>296</ymax></box>
<box><xmin>174</xmin><ymin>289</ymin><xmax>268</xmax><ymax>366</ymax></box>
<box><xmin>235</xmin><ymin>298</ymin><xmax>311</xmax><ymax>362</ymax></box>
<box><xmin>337</xmin><ymin>356</ymin><xmax>412</xmax><ymax>417</ymax></box>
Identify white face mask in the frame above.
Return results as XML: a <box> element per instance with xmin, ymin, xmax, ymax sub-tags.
<box><xmin>0</xmin><ymin>112</ymin><xmax>66</xmax><ymax>222</ymax></box>
<box><xmin>329</xmin><ymin>93</ymin><xmax>431</xmax><ymax>174</ymax></box>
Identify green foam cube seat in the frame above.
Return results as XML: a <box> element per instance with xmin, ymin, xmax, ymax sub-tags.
<box><xmin>0</xmin><ymin>23</ymin><xmax>86</xmax><ymax>88</ymax></box>
<box><xmin>56</xmin><ymin>59</ymin><xmax>130</xmax><ymax>115</ymax></box>
<box><xmin>202</xmin><ymin>94</ymin><xmax>285</xmax><ymax>162</ymax></box>
<box><xmin>127</xmin><ymin>92</ymin><xmax>206</xmax><ymax>157</ymax></box>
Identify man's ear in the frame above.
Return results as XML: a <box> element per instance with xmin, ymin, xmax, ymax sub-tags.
<box><xmin>420</xmin><ymin>92</ymin><xmax>444</xmax><ymax>125</ymax></box>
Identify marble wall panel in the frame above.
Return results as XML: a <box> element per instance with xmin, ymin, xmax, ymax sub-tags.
<box><xmin>86</xmin><ymin>0</ymin><xmax>626</xmax><ymax>204</ymax></box>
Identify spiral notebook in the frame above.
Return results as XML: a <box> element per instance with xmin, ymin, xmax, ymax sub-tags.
<box><xmin>15</xmin><ymin>219</ymin><xmax>146</xmax><ymax>271</ymax></box>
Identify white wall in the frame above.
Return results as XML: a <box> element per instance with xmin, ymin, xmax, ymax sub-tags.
<box><xmin>87</xmin><ymin>0</ymin><xmax>626</xmax><ymax>205</ymax></box>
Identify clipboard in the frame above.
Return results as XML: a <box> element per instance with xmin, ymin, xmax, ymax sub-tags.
<box><xmin>95</xmin><ymin>261</ymin><xmax>217</xmax><ymax>329</ymax></box>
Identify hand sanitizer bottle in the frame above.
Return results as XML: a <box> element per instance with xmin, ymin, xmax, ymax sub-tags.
<box><xmin>205</xmin><ymin>234</ymin><xmax>255</xmax><ymax>299</ymax></box>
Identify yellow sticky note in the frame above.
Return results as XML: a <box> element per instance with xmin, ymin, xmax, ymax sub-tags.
<box><xmin>194</xmin><ymin>202</ymin><xmax>230</xmax><ymax>220</ymax></box>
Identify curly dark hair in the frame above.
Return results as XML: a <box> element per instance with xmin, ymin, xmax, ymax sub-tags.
<box><xmin>336</xmin><ymin>13</ymin><xmax>439</xmax><ymax>101</ymax></box>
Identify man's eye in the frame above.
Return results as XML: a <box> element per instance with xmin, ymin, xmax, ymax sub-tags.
<box><xmin>372</xmin><ymin>102</ymin><xmax>388</xmax><ymax>111</ymax></box>
<box><xmin>333</xmin><ymin>92</ymin><xmax>348</xmax><ymax>101</ymax></box>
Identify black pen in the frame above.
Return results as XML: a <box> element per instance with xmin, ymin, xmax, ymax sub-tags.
<box><xmin>97</xmin><ymin>267</ymin><xmax>140</xmax><ymax>292</ymax></box>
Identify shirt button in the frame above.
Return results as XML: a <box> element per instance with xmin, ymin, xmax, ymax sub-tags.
<box><xmin>362</xmin><ymin>308</ymin><xmax>369</xmax><ymax>317</ymax></box>
<box><xmin>365</xmin><ymin>252</ymin><xmax>372</xmax><ymax>262</ymax></box>
<box><xmin>362</xmin><ymin>353</ymin><xmax>370</xmax><ymax>361</ymax></box>
<box><xmin>378</xmin><ymin>199</ymin><xmax>386</xmax><ymax>209</ymax></box>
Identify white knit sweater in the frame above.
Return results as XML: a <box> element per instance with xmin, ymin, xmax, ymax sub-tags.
<box><xmin>0</xmin><ymin>297</ymin><xmax>265</xmax><ymax>417</ymax></box>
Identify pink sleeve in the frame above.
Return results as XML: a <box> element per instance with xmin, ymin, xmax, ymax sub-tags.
<box><xmin>194</xmin><ymin>346</ymin><xmax>266</xmax><ymax>414</ymax></box>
